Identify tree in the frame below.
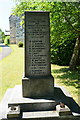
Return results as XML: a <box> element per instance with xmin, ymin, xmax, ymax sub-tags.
<box><xmin>62</xmin><ymin>2</ymin><xmax>80</xmax><ymax>70</ymax></box>
<box><xmin>12</xmin><ymin>1</ymin><xmax>80</xmax><ymax>69</ymax></box>
<box><xmin>4</xmin><ymin>36</ymin><xmax>10</xmax><ymax>45</ymax></box>
<box><xmin>0</xmin><ymin>29</ymin><xmax>5</xmax><ymax>43</ymax></box>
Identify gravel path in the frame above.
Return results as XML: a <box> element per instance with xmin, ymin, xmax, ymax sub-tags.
<box><xmin>0</xmin><ymin>44</ymin><xmax>12</xmax><ymax>60</ymax></box>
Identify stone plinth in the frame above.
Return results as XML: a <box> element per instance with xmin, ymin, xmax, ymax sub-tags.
<box><xmin>22</xmin><ymin>11</ymin><xmax>54</xmax><ymax>98</ymax></box>
<box><xmin>22</xmin><ymin>76</ymin><xmax>54</xmax><ymax>98</ymax></box>
<box><xmin>8</xmin><ymin>85</ymin><xmax>58</xmax><ymax>112</ymax></box>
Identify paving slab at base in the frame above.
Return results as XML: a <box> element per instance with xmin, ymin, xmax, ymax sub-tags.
<box><xmin>0</xmin><ymin>85</ymin><xmax>80</xmax><ymax>120</ymax></box>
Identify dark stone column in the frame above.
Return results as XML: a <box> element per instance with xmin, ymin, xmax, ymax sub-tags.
<box><xmin>22</xmin><ymin>11</ymin><xmax>54</xmax><ymax>98</ymax></box>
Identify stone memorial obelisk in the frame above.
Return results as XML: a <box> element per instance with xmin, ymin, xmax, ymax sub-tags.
<box><xmin>22</xmin><ymin>11</ymin><xmax>54</xmax><ymax>98</ymax></box>
<box><xmin>0</xmin><ymin>11</ymin><xmax>80</xmax><ymax>120</ymax></box>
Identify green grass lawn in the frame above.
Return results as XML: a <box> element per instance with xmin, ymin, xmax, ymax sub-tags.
<box><xmin>0</xmin><ymin>44</ymin><xmax>80</xmax><ymax>106</ymax></box>
<box><xmin>51</xmin><ymin>64</ymin><xmax>80</xmax><ymax>105</ymax></box>
<box><xmin>0</xmin><ymin>45</ymin><xmax>24</xmax><ymax>101</ymax></box>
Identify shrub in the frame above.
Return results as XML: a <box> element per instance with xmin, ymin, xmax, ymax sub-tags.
<box><xmin>4</xmin><ymin>36</ymin><xmax>10</xmax><ymax>45</ymax></box>
<box><xmin>51</xmin><ymin>37</ymin><xmax>76</xmax><ymax>66</ymax></box>
<box><xmin>18</xmin><ymin>41</ymin><xmax>23</xmax><ymax>47</ymax></box>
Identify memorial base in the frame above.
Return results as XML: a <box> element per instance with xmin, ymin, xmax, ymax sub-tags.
<box><xmin>0</xmin><ymin>85</ymin><xmax>80</xmax><ymax>120</ymax></box>
<box><xmin>22</xmin><ymin>75</ymin><xmax>54</xmax><ymax>98</ymax></box>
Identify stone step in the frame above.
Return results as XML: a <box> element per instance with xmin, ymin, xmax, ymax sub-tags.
<box><xmin>23</xmin><ymin>110</ymin><xmax>59</xmax><ymax>119</ymax></box>
<box><xmin>8</xmin><ymin>85</ymin><xmax>59</xmax><ymax>112</ymax></box>
<box><xmin>22</xmin><ymin>111</ymin><xmax>80</xmax><ymax>120</ymax></box>
<box><xmin>0</xmin><ymin>85</ymin><xmax>80</xmax><ymax>120</ymax></box>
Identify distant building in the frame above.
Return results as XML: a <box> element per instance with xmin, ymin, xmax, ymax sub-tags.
<box><xmin>9</xmin><ymin>15</ymin><xmax>16</xmax><ymax>44</ymax></box>
<box><xmin>5</xmin><ymin>30</ymin><xmax>10</xmax><ymax>36</ymax></box>
<box><xmin>9</xmin><ymin>15</ymin><xmax>24</xmax><ymax>44</ymax></box>
<box><xmin>16</xmin><ymin>16</ymin><xmax>24</xmax><ymax>44</ymax></box>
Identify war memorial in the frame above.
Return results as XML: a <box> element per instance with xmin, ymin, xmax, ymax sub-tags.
<box><xmin>0</xmin><ymin>11</ymin><xmax>80</xmax><ymax>120</ymax></box>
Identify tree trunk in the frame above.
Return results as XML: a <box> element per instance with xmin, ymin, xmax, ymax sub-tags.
<box><xmin>69</xmin><ymin>34</ymin><xmax>80</xmax><ymax>70</ymax></box>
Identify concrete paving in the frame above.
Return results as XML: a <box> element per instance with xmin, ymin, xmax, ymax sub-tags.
<box><xmin>0</xmin><ymin>44</ymin><xmax>12</xmax><ymax>60</ymax></box>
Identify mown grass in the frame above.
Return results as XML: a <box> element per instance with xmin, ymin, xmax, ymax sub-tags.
<box><xmin>51</xmin><ymin>64</ymin><xmax>80</xmax><ymax>105</ymax></box>
<box><xmin>0</xmin><ymin>45</ymin><xmax>24</xmax><ymax>101</ymax></box>
<box><xmin>0</xmin><ymin>45</ymin><xmax>80</xmax><ymax>106</ymax></box>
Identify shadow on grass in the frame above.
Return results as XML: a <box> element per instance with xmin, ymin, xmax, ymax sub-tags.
<box><xmin>52</xmin><ymin>67</ymin><xmax>80</xmax><ymax>88</ymax></box>
<box><xmin>0</xmin><ymin>44</ymin><xmax>10</xmax><ymax>47</ymax></box>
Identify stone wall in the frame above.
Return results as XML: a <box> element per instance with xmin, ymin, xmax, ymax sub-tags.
<box><xmin>9</xmin><ymin>15</ymin><xmax>24</xmax><ymax>44</ymax></box>
<box><xmin>9</xmin><ymin>15</ymin><xmax>16</xmax><ymax>44</ymax></box>
<box><xmin>16</xmin><ymin>16</ymin><xmax>24</xmax><ymax>44</ymax></box>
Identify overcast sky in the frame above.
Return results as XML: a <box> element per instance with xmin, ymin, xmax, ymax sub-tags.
<box><xmin>0</xmin><ymin>0</ymin><xmax>16</xmax><ymax>33</ymax></box>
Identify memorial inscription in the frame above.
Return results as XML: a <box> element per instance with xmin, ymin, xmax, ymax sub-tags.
<box><xmin>25</xmin><ymin>12</ymin><xmax>51</xmax><ymax>77</ymax></box>
<box><xmin>22</xmin><ymin>11</ymin><xmax>54</xmax><ymax>98</ymax></box>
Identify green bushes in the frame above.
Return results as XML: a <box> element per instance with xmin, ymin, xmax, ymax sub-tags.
<box><xmin>51</xmin><ymin>33</ymin><xmax>76</xmax><ymax>66</ymax></box>
<box><xmin>4</xmin><ymin>36</ymin><xmax>10</xmax><ymax>45</ymax></box>
<box><xmin>18</xmin><ymin>41</ymin><xmax>23</xmax><ymax>47</ymax></box>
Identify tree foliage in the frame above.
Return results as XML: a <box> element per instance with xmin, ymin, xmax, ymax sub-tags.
<box><xmin>12</xmin><ymin>1</ymin><xmax>80</xmax><ymax>69</ymax></box>
<box><xmin>4</xmin><ymin>36</ymin><xmax>10</xmax><ymax>45</ymax></box>
<box><xmin>0</xmin><ymin>29</ymin><xmax>5</xmax><ymax>42</ymax></box>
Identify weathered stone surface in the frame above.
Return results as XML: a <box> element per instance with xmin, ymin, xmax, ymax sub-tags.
<box><xmin>22</xmin><ymin>11</ymin><xmax>54</xmax><ymax>98</ymax></box>
<box><xmin>24</xmin><ymin>11</ymin><xmax>51</xmax><ymax>77</ymax></box>
<box><xmin>22</xmin><ymin>76</ymin><xmax>54</xmax><ymax>98</ymax></box>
